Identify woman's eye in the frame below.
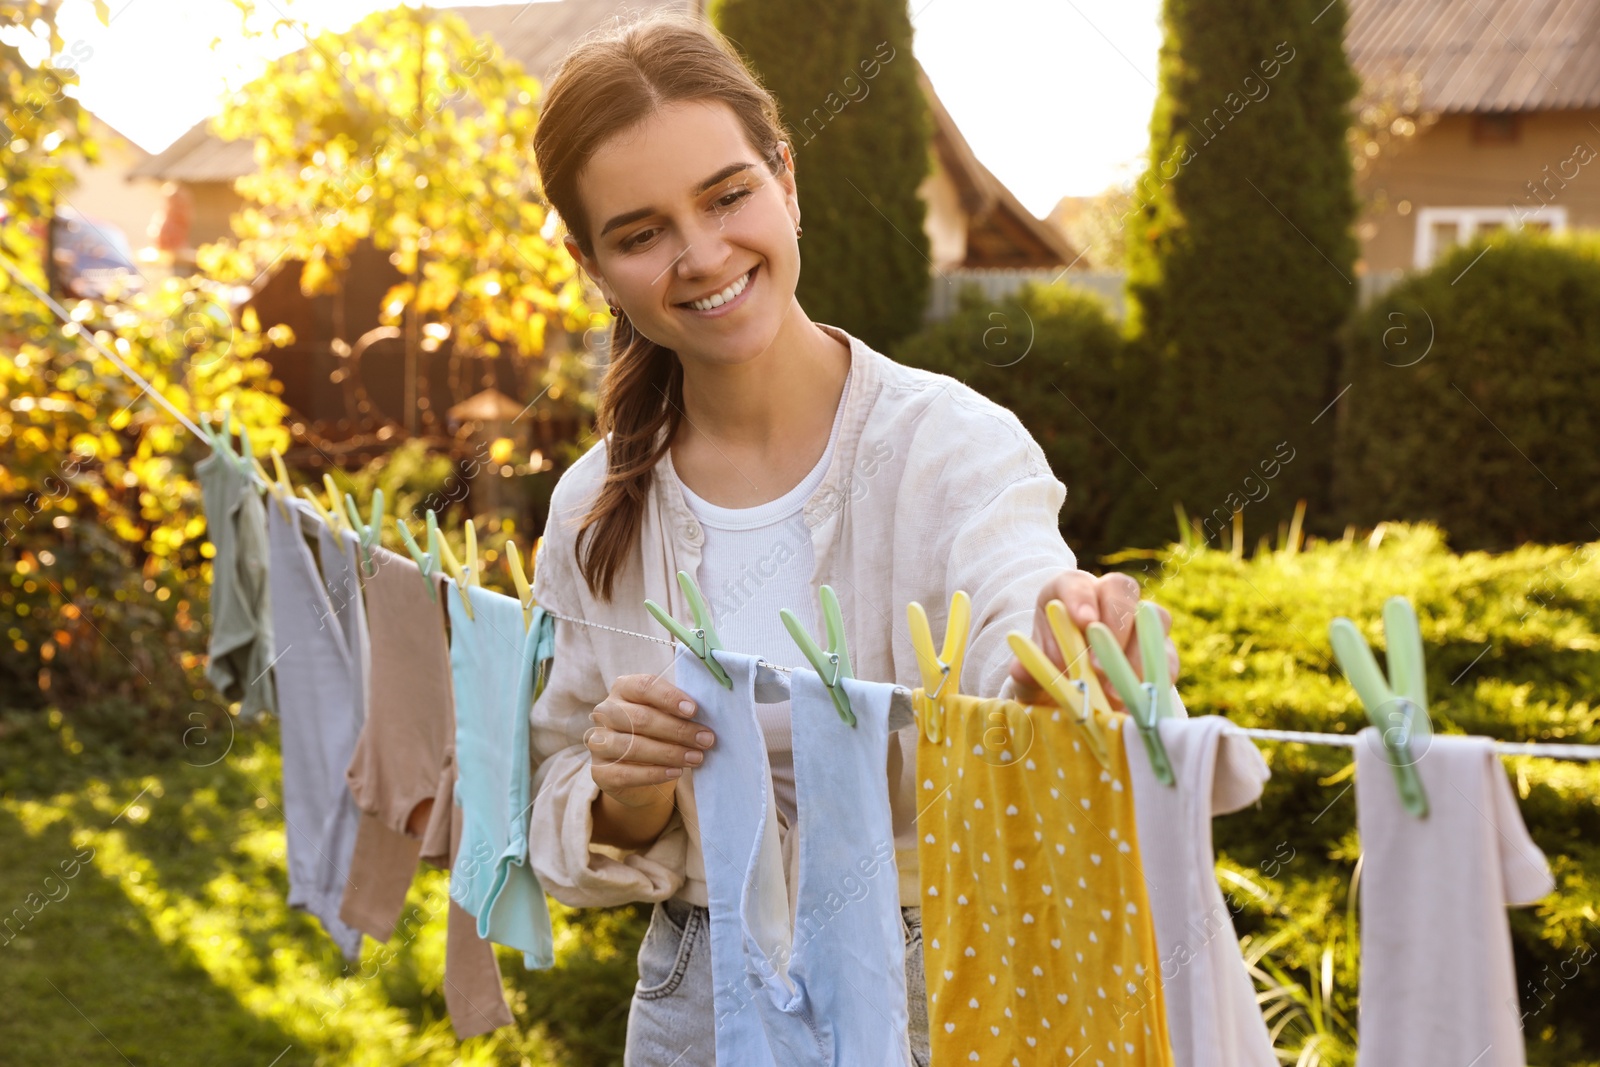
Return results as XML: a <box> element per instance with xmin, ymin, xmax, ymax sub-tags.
<box><xmin>621</xmin><ymin>228</ymin><xmax>658</xmax><ymax>251</ymax></box>
<box><xmin>714</xmin><ymin>188</ymin><xmax>752</xmax><ymax>211</ymax></box>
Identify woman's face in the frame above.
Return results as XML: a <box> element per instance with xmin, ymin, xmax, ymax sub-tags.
<box><xmin>567</xmin><ymin>99</ymin><xmax>801</xmax><ymax>366</ymax></box>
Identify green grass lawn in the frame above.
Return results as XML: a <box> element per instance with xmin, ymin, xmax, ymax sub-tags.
<box><xmin>3</xmin><ymin>523</ymin><xmax>1598</xmax><ymax>1065</ymax></box>
<box><xmin>0</xmin><ymin>716</ymin><xmax>647</xmax><ymax>1066</ymax></box>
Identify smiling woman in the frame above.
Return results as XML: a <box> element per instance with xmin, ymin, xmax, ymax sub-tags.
<box><xmin>525</xmin><ymin>11</ymin><xmax>1179</xmax><ymax>1067</ymax></box>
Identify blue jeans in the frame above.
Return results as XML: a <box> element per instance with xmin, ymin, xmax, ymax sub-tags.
<box><xmin>625</xmin><ymin>897</ymin><xmax>931</xmax><ymax>1067</ymax></box>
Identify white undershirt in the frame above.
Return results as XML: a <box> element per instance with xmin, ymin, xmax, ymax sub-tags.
<box><xmin>676</xmin><ymin>369</ymin><xmax>851</xmax><ymax>826</ymax></box>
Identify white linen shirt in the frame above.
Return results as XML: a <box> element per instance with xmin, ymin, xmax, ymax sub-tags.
<box><xmin>527</xmin><ymin>322</ymin><xmax>1078</xmax><ymax>909</ymax></box>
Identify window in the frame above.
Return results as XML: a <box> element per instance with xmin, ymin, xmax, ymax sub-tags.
<box><xmin>1471</xmin><ymin>112</ymin><xmax>1522</xmax><ymax>144</ymax></box>
<box><xmin>1413</xmin><ymin>206</ymin><xmax>1567</xmax><ymax>268</ymax></box>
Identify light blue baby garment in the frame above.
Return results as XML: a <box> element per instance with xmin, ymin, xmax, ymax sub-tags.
<box><xmin>677</xmin><ymin>648</ymin><xmax>913</xmax><ymax>1066</ymax></box>
<box><xmin>447</xmin><ymin>584</ymin><xmax>555</xmax><ymax>969</ymax></box>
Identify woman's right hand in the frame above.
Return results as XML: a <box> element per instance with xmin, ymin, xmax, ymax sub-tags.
<box><xmin>586</xmin><ymin>673</ymin><xmax>715</xmax><ymax>812</ymax></box>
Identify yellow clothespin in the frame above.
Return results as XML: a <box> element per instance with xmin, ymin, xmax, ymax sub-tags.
<box><xmin>1007</xmin><ymin>599</ymin><xmax>1114</xmax><ymax>770</ymax></box>
<box><xmin>436</xmin><ymin>520</ymin><xmax>477</xmax><ymax>620</ymax></box>
<box><xmin>320</xmin><ymin>474</ymin><xmax>350</xmax><ymax>534</ymax></box>
<box><xmin>505</xmin><ymin>536</ymin><xmax>537</xmax><ymax>630</ymax></box>
<box><xmin>297</xmin><ymin>485</ymin><xmax>332</xmax><ymax>526</ymax></box>
<box><xmin>906</xmin><ymin>590</ymin><xmax>970</xmax><ymax>744</ymax></box>
<box><xmin>251</xmin><ymin>453</ymin><xmax>290</xmax><ymax>521</ymax></box>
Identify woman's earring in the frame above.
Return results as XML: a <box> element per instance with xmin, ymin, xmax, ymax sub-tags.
<box><xmin>607</xmin><ymin>302</ymin><xmax>621</xmax><ymax>316</ymax></box>
<box><xmin>795</xmin><ymin>225</ymin><xmax>804</xmax><ymax>239</ymax></box>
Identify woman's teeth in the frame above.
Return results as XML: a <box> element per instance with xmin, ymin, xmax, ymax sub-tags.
<box><xmin>686</xmin><ymin>269</ymin><xmax>752</xmax><ymax>311</ymax></box>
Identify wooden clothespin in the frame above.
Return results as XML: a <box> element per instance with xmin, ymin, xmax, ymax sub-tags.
<box><xmin>505</xmin><ymin>536</ymin><xmax>538</xmax><ymax>630</ymax></box>
<box><xmin>1086</xmin><ymin>602</ymin><xmax>1176</xmax><ymax>785</ymax></box>
<box><xmin>1007</xmin><ymin>599</ymin><xmax>1115</xmax><ymax>771</ymax></box>
<box><xmin>395</xmin><ymin>511</ymin><xmax>440</xmax><ymax>602</ymax></box>
<box><xmin>906</xmin><ymin>590</ymin><xmax>971</xmax><ymax>744</ymax></box>
<box><xmin>645</xmin><ymin>570</ymin><xmax>731</xmax><ymax>689</ymax></box>
<box><xmin>781</xmin><ymin>584</ymin><xmax>857</xmax><ymax>726</ymax></box>
<box><xmin>1330</xmin><ymin>596</ymin><xmax>1430</xmax><ymax>818</ymax></box>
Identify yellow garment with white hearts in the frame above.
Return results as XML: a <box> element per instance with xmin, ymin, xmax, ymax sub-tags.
<box><xmin>915</xmin><ymin>691</ymin><xmax>1174</xmax><ymax>1067</ymax></box>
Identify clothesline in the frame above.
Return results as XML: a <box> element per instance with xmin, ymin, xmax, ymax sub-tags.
<box><xmin>545</xmin><ymin>609</ymin><xmax>1600</xmax><ymax>763</ymax></box>
<box><xmin>25</xmin><ymin>247</ymin><xmax>1596</xmax><ymax>769</ymax></box>
<box><xmin>1237</xmin><ymin>727</ymin><xmax>1600</xmax><ymax>761</ymax></box>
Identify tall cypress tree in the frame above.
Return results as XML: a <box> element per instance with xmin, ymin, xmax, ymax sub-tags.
<box><xmin>711</xmin><ymin>0</ymin><xmax>931</xmax><ymax>350</ymax></box>
<box><xmin>1118</xmin><ymin>0</ymin><xmax>1360</xmax><ymax>548</ymax></box>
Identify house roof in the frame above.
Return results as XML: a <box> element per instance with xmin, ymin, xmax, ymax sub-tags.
<box><xmin>129</xmin><ymin>0</ymin><xmax>1069</xmax><ymax>265</ymax></box>
<box><xmin>1345</xmin><ymin>0</ymin><xmax>1600</xmax><ymax>114</ymax></box>
<box><xmin>919</xmin><ymin>67</ymin><xmax>1081</xmax><ymax>268</ymax></box>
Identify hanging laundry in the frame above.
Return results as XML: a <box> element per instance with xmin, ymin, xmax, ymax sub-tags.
<box><xmin>1354</xmin><ymin>730</ymin><xmax>1554</xmax><ymax>1067</ymax></box>
<box><xmin>674</xmin><ymin>648</ymin><xmax>913</xmax><ymax>1067</ymax></box>
<box><xmin>448</xmin><ymin>585</ymin><xmax>556</xmax><ymax>969</ymax></box>
<box><xmin>917</xmin><ymin>692</ymin><xmax>1175</xmax><ymax>1067</ymax></box>
<box><xmin>1123</xmin><ymin>715</ymin><xmax>1275</xmax><ymax>1067</ymax></box>
<box><xmin>339</xmin><ymin>547</ymin><xmax>514</xmax><ymax>1037</ymax></box>
<box><xmin>196</xmin><ymin>448</ymin><xmax>276</xmax><ymax>720</ymax></box>
<box><xmin>265</xmin><ymin>498</ymin><xmax>366</xmax><ymax>960</ymax></box>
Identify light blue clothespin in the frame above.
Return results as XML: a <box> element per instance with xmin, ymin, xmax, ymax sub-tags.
<box><xmin>645</xmin><ymin>570</ymin><xmax>732</xmax><ymax>689</ymax></box>
<box><xmin>395</xmin><ymin>510</ymin><xmax>439</xmax><ymax>603</ymax></box>
<box><xmin>1086</xmin><ymin>601</ymin><xmax>1176</xmax><ymax>786</ymax></box>
<box><xmin>781</xmin><ymin>584</ymin><xmax>857</xmax><ymax>727</ymax></box>
<box><xmin>1330</xmin><ymin>596</ymin><xmax>1431</xmax><ymax>818</ymax></box>
<box><xmin>343</xmin><ymin>489</ymin><xmax>385</xmax><ymax>574</ymax></box>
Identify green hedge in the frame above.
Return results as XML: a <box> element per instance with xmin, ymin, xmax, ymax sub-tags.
<box><xmin>892</xmin><ymin>282</ymin><xmax>1133</xmax><ymax>558</ymax></box>
<box><xmin>1138</xmin><ymin>522</ymin><xmax>1600</xmax><ymax>1065</ymax></box>
<box><xmin>1334</xmin><ymin>231</ymin><xmax>1600</xmax><ymax>551</ymax></box>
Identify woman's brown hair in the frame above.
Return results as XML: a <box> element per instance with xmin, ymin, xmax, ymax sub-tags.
<box><xmin>533</xmin><ymin>13</ymin><xmax>788</xmax><ymax>600</ymax></box>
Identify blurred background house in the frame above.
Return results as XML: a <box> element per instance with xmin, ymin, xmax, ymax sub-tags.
<box><xmin>1345</xmin><ymin>0</ymin><xmax>1600</xmax><ymax>279</ymax></box>
<box><xmin>105</xmin><ymin>0</ymin><xmax>1080</xmax><ymax>444</ymax></box>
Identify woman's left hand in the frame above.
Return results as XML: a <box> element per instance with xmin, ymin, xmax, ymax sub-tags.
<box><xmin>1008</xmin><ymin>569</ymin><xmax>1179</xmax><ymax>709</ymax></box>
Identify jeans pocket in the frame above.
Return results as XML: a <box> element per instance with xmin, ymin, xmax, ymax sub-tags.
<box><xmin>634</xmin><ymin>899</ymin><xmax>702</xmax><ymax>1001</ymax></box>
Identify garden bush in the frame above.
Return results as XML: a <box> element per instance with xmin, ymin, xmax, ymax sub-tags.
<box><xmin>1135</xmin><ymin>522</ymin><xmax>1600</xmax><ymax>1064</ymax></box>
<box><xmin>893</xmin><ymin>282</ymin><xmax>1134</xmax><ymax>559</ymax></box>
<box><xmin>1334</xmin><ymin>230</ymin><xmax>1600</xmax><ymax>551</ymax></box>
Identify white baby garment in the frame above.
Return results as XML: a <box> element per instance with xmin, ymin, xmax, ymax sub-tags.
<box><xmin>1354</xmin><ymin>729</ymin><xmax>1554</xmax><ymax>1067</ymax></box>
<box><xmin>1124</xmin><ymin>714</ymin><xmax>1276</xmax><ymax>1067</ymax></box>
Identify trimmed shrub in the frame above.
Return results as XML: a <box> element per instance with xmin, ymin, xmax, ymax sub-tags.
<box><xmin>892</xmin><ymin>283</ymin><xmax>1132</xmax><ymax>559</ymax></box>
<box><xmin>1334</xmin><ymin>230</ymin><xmax>1600</xmax><ymax>550</ymax></box>
<box><xmin>1120</xmin><ymin>0</ymin><xmax>1361</xmax><ymax>549</ymax></box>
<box><xmin>1143</xmin><ymin>523</ymin><xmax>1600</xmax><ymax>1064</ymax></box>
<box><xmin>711</xmin><ymin>0</ymin><xmax>931</xmax><ymax>351</ymax></box>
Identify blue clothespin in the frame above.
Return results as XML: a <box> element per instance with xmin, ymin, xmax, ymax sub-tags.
<box><xmin>781</xmin><ymin>584</ymin><xmax>857</xmax><ymax>727</ymax></box>
<box><xmin>1330</xmin><ymin>596</ymin><xmax>1431</xmax><ymax>818</ymax></box>
<box><xmin>342</xmin><ymin>489</ymin><xmax>385</xmax><ymax>575</ymax></box>
<box><xmin>645</xmin><ymin>570</ymin><xmax>732</xmax><ymax>689</ymax></box>
<box><xmin>1086</xmin><ymin>602</ymin><xmax>1176</xmax><ymax>786</ymax></box>
<box><xmin>395</xmin><ymin>510</ymin><xmax>440</xmax><ymax>602</ymax></box>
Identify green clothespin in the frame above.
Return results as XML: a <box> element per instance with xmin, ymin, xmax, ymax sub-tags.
<box><xmin>395</xmin><ymin>511</ymin><xmax>439</xmax><ymax>602</ymax></box>
<box><xmin>645</xmin><ymin>570</ymin><xmax>732</xmax><ymax>689</ymax></box>
<box><xmin>1086</xmin><ymin>601</ymin><xmax>1176</xmax><ymax>786</ymax></box>
<box><xmin>1330</xmin><ymin>596</ymin><xmax>1431</xmax><ymax>818</ymax></box>
<box><xmin>200</xmin><ymin>412</ymin><xmax>237</xmax><ymax>466</ymax></box>
<box><xmin>342</xmin><ymin>489</ymin><xmax>385</xmax><ymax>574</ymax></box>
<box><xmin>780</xmin><ymin>584</ymin><xmax>857</xmax><ymax>727</ymax></box>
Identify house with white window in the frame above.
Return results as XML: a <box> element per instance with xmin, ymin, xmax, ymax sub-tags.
<box><xmin>1345</xmin><ymin>0</ymin><xmax>1600</xmax><ymax>275</ymax></box>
